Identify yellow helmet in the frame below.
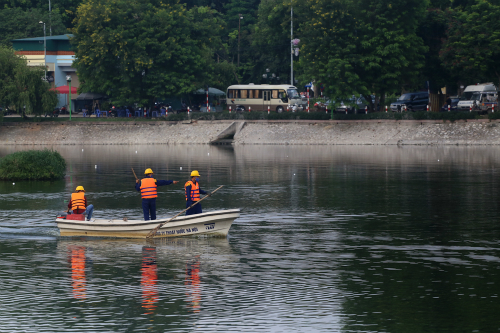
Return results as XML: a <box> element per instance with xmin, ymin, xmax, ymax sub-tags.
<box><xmin>190</xmin><ymin>170</ymin><xmax>200</xmax><ymax>177</ymax></box>
<box><xmin>75</xmin><ymin>186</ymin><xmax>85</xmax><ymax>192</ymax></box>
<box><xmin>144</xmin><ymin>168</ymin><xmax>154</xmax><ymax>175</ymax></box>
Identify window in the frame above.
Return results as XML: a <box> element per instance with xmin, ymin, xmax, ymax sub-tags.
<box><xmin>272</xmin><ymin>90</ymin><xmax>279</xmax><ymax>99</ymax></box>
<box><xmin>278</xmin><ymin>90</ymin><xmax>286</xmax><ymax>99</ymax></box>
<box><xmin>241</xmin><ymin>90</ymin><xmax>248</xmax><ymax>98</ymax></box>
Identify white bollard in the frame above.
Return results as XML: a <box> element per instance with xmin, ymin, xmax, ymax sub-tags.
<box><xmin>249</xmin><ymin>106</ymin><xmax>251</xmax><ymax>112</ymax></box>
<box><xmin>385</xmin><ymin>105</ymin><xmax>388</xmax><ymax>113</ymax></box>
<box><xmin>448</xmin><ymin>104</ymin><xmax>450</xmax><ymax>112</ymax></box>
<box><xmin>325</xmin><ymin>107</ymin><xmax>328</xmax><ymax>114</ymax></box>
<box><xmin>470</xmin><ymin>105</ymin><xmax>472</xmax><ymax>113</ymax></box>
<box><xmin>268</xmin><ymin>106</ymin><xmax>270</xmax><ymax>114</ymax></box>
<box><xmin>427</xmin><ymin>104</ymin><xmax>429</xmax><ymax>112</ymax></box>
<box><xmin>187</xmin><ymin>107</ymin><xmax>190</xmax><ymax>115</ymax></box>
<box><xmin>287</xmin><ymin>105</ymin><xmax>290</xmax><ymax>112</ymax></box>
<box><xmin>365</xmin><ymin>106</ymin><xmax>368</xmax><ymax>114</ymax></box>
<box><xmin>229</xmin><ymin>106</ymin><xmax>231</xmax><ymax>113</ymax></box>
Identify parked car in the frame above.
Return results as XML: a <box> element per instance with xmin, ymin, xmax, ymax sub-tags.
<box><xmin>336</xmin><ymin>95</ymin><xmax>377</xmax><ymax>113</ymax></box>
<box><xmin>440</xmin><ymin>97</ymin><xmax>460</xmax><ymax>112</ymax></box>
<box><xmin>457</xmin><ymin>83</ymin><xmax>497</xmax><ymax>112</ymax></box>
<box><xmin>390</xmin><ymin>92</ymin><xmax>429</xmax><ymax>112</ymax></box>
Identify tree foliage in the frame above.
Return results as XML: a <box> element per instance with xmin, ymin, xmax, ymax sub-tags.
<box><xmin>297</xmin><ymin>0</ymin><xmax>428</xmax><ymax>110</ymax></box>
<box><xmin>440</xmin><ymin>0</ymin><xmax>500</xmax><ymax>86</ymax></box>
<box><xmin>0</xmin><ymin>7</ymin><xmax>67</xmax><ymax>47</ymax></box>
<box><xmin>0</xmin><ymin>45</ymin><xmax>57</xmax><ymax>116</ymax></box>
<box><xmin>72</xmin><ymin>0</ymin><xmax>234</xmax><ymax>106</ymax></box>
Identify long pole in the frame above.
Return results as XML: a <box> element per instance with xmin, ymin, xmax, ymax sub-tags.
<box><xmin>146</xmin><ymin>185</ymin><xmax>224</xmax><ymax>239</ymax></box>
<box><xmin>43</xmin><ymin>23</ymin><xmax>46</xmax><ymax>80</ymax></box>
<box><xmin>49</xmin><ymin>0</ymin><xmax>52</xmax><ymax>36</ymax></box>
<box><xmin>291</xmin><ymin>5</ymin><xmax>293</xmax><ymax>86</ymax></box>
<box><xmin>238</xmin><ymin>15</ymin><xmax>241</xmax><ymax>68</ymax></box>
<box><xmin>69</xmin><ymin>79</ymin><xmax>72</xmax><ymax>121</ymax></box>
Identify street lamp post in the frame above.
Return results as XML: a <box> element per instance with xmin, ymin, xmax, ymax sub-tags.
<box><xmin>66</xmin><ymin>75</ymin><xmax>72</xmax><ymax>121</ymax></box>
<box><xmin>39</xmin><ymin>21</ymin><xmax>46</xmax><ymax>80</ymax></box>
<box><xmin>238</xmin><ymin>14</ymin><xmax>243</xmax><ymax>67</ymax></box>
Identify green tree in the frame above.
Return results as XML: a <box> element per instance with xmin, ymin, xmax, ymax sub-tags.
<box><xmin>0</xmin><ymin>7</ymin><xmax>66</xmax><ymax>47</ymax></box>
<box><xmin>1</xmin><ymin>0</ymin><xmax>83</xmax><ymax>30</ymax></box>
<box><xmin>0</xmin><ymin>45</ymin><xmax>58</xmax><ymax>117</ymax></box>
<box><xmin>298</xmin><ymin>0</ymin><xmax>429</xmax><ymax>110</ymax></box>
<box><xmin>440</xmin><ymin>0</ymin><xmax>500</xmax><ymax>87</ymax></box>
<box><xmin>72</xmin><ymin>0</ymin><xmax>233</xmax><ymax>107</ymax></box>
<box><xmin>250</xmin><ymin>0</ymin><xmax>297</xmax><ymax>85</ymax></box>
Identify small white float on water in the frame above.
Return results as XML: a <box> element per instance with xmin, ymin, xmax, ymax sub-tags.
<box><xmin>55</xmin><ymin>209</ymin><xmax>240</xmax><ymax>238</ymax></box>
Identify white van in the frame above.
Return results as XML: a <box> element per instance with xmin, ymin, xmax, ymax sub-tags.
<box><xmin>227</xmin><ymin>84</ymin><xmax>304</xmax><ymax>113</ymax></box>
<box><xmin>457</xmin><ymin>83</ymin><xmax>497</xmax><ymax>111</ymax></box>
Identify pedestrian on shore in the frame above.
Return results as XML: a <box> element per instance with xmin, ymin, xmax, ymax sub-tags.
<box><xmin>136</xmin><ymin>168</ymin><xmax>179</xmax><ymax>221</ymax></box>
<box><xmin>65</xmin><ymin>186</ymin><xmax>94</xmax><ymax>221</ymax></box>
<box><xmin>185</xmin><ymin>170</ymin><xmax>207</xmax><ymax>216</ymax></box>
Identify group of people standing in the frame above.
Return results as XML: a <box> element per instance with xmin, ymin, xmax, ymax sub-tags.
<box><xmin>65</xmin><ymin>168</ymin><xmax>207</xmax><ymax>221</ymax></box>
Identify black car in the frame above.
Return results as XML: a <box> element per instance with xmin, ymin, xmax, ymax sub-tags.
<box><xmin>390</xmin><ymin>92</ymin><xmax>429</xmax><ymax>112</ymax></box>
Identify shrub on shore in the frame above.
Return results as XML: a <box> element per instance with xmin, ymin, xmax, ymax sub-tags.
<box><xmin>0</xmin><ymin>149</ymin><xmax>66</xmax><ymax>180</ymax></box>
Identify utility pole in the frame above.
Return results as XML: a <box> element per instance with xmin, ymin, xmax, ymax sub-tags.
<box><xmin>291</xmin><ymin>5</ymin><xmax>293</xmax><ymax>86</ymax></box>
<box><xmin>238</xmin><ymin>14</ymin><xmax>243</xmax><ymax>67</ymax></box>
<box><xmin>49</xmin><ymin>0</ymin><xmax>52</xmax><ymax>36</ymax></box>
<box><xmin>39</xmin><ymin>21</ymin><xmax>46</xmax><ymax>80</ymax></box>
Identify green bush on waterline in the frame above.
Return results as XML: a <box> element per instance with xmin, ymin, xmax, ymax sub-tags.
<box><xmin>0</xmin><ymin>149</ymin><xmax>66</xmax><ymax>180</ymax></box>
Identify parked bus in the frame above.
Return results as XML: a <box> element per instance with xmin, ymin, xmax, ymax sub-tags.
<box><xmin>226</xmin><ymin>84</ymin><xmax>304</xmax><ymax>112</ymax></box>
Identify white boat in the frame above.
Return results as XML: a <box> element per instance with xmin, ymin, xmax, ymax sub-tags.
<box><xmin>55</xmin><ymin>209</ymin><xmax>240</xmax><ymax>238</ymax></box>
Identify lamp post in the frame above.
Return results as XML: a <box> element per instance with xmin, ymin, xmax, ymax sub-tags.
<box><xmin>39</xmin><ymin>21</ymin><xmax>46</xmax><ymax>80</ymax></box>
<box><xmin>238</xmin><ymin>14</ymin><xmax>243</xmax><ymax>67</ymax></box>
<box><xmin>66</xmin><ymin>75</ymin><xmax>72</xmax><ymax>121</ymax></box>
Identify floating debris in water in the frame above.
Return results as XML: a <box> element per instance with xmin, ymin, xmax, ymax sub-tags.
<box><xmin>12</xmin><ymin>183</ymin><xmax>15</xmax><ymax>185</ymax></box>
<box><xmin>82</xmin><ymin>149</ymin><xmax>84</xmax><ymax>152</ymax></box>
<box><xmin>180</xmin><ymin>167</ymin><xmax>182</xmax><ymax>170</ymax></box>
<box><xmin>135</xmin><ymin>151</ymin><xmax>137</xmax><ymax>153</ymax></box>
<box><xmin>95</xmin><ymin>165</ymin><xmax>97</xmax><ymax>168</ymax></box>
<box><xmin>208</xmin><ymin>153</ymin><xmax>210</xmax><ymax>156</ymax></box>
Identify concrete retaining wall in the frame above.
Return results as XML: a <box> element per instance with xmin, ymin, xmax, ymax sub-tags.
<box><xmin>1</xmin><ymin>119</ymin><xmax>500</xmax><ymax>145</ymax></box>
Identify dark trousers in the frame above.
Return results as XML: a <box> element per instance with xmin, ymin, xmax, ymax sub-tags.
<box><xmin>186</xmin><ymin>201</ymin><xmax>202</xmax><ymax>216</ymax></box>
<box><xmin>142</xmin><ymin>198</ymin><xmax>157</xmax><ymax>221</ymax></box>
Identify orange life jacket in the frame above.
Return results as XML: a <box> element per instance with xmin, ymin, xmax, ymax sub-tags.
<box><xmin>71</xmin><ymin>192</ymin><xmax>86</xmax><ymax>211</ymax></box>
<box><xmin>185</xmin><ymin>181</ymin><xmax>200</xmax><ymax>201</ymax></box>
<box><xmin>140</xmin><ymin>178</ymin><xmax>158</xmax><ymax>199</ymax></box>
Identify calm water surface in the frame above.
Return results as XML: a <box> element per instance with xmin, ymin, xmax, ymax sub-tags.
<box><xmin>0</xmin><ymin>145</ymin><xmax>499</xmax><ymax>332</ymax></box>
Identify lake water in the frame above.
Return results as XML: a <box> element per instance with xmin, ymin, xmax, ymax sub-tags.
<box><xmin>0</xmin><ymin>145</ymin><xmax>499</xmax><ymax>332</ymax></box>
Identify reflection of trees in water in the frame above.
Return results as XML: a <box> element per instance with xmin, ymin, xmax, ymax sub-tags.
<box><xmin>185</xmin><ymin>256</ymin><xmax>201</xmax><ymax>313</ymax></box>
<box><xmin>141</xmin><ymin>246</ymin><xmax>158</xmax><ymax>315</ymax></box>
<box><xmin>69</xmin><ymin>246</ymin><xmax>86</xmax><ymax>300</ymax></box>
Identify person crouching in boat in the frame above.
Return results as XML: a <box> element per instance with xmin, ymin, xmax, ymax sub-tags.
<box><xmin>65</xmin><ymin>186</ymin><xmax>94</xmax><ymax>221</ymax></box>
<box><xmin>136</xmin><ymin>168</ymin><xmax>179</xmax><ymax>221</ymax></box>
<box><xmin>185</xmin><ymin>170</ymin><xmax>207</xmax><ymax>216</ymax></box>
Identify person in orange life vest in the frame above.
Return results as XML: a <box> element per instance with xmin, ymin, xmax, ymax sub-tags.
<box><xmin>135</xmin><ymin>168</ymin><xmax>179</xmax><ymax>221</ymax></box>
<box><xmin>185</xmin><ymin>170</ymin><xmax>207</xmax><ymax>216</ymax></box>
<box><xmin>65</xmin><ymin>186</ymin><xmax>94</xmax><ymax>220</ymax></box>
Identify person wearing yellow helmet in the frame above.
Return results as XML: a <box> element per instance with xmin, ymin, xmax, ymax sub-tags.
<box><xmin>135</xmin><ymin>168</ymin><xmax>179</xmax><ymax>221</ymax></box>
<box><xmin>65</xmin><ymin>185</ymin><xmax>94</xmax><ymax>221</ymax></box>
<box><xmin>185</xmin><ymin>170</ymin><xmax>207</xmax><ymax>216</ymax></box>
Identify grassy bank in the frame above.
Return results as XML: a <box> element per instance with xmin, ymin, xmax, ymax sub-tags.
<box><xmin>0</xmin><ymin>149</ymin><xmax>66</xmax><ymax>180</ymax></box>
<box><xmin>1</xmin><ymin>110</ymin><xmax>484</xmax><ymax>123</ymax></box>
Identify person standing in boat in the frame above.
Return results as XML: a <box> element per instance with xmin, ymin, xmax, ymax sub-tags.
<box><xmin>65</xmin><ymin>186</ymin><xmax>94</xmax><ymax>221</ymax></box>
<box><xmin>185</xmin><ymin>170</ymin><xmax>207</xmax><ymax>216</ymax></box>
<box><xmin>136</xmin><ymin>168</ymin><xmax>179</xmax><ymax>221</ymax></box>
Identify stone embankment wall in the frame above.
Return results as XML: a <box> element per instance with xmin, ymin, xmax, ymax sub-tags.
<box><xmin>2</xmin><ymin>119</ymin><xmax>500</xmax><ymax>145</ymax></box>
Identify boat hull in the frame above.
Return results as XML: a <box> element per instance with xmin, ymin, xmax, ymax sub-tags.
<box><xmin>56</xmin><ymin>209</ymin><xmax>240</xmax><ymax>238</ymax></box>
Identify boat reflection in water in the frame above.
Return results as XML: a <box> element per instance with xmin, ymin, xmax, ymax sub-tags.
<box><xmin>185</xmin><ymin>256</ymin><xmax>201</xmax><ymax>313</ymax></box>
<box><xmin>141</xmin><ymin>246</ymin><xmax>159</xmax><ymax>315</ymax></box>
<box><xmin>68</xmin><ymin>246</ymin><xmax>86</xmax><ymax>300</ymax></box>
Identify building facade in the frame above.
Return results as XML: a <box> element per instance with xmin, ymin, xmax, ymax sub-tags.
<box><xmin>12</xmin><ymin>34</ymin><xmax>79</xmax><ymax>109</ymax></box>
